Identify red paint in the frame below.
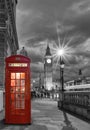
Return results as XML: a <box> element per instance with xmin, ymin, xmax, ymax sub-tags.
<box><xmin>5</xmin><ymin>55</ymin><xmax>31</xmax><ymax>124</ymax></box>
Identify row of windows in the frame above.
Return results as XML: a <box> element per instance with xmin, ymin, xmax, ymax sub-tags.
<box><xmin>65</xmin><ymin>78</ymin><xmax>90</xmax><ymax>87</ymax></box>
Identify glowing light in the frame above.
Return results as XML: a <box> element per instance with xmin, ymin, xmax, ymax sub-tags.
<box><xmin>57</xmin><ymin>49</ymin><xmax>64</xmax><ymax>56</ymax></box>
<box><xmin>51</xmin><ymin>43</ymin><xmax>74</xmax><ymax>68</ymax></box>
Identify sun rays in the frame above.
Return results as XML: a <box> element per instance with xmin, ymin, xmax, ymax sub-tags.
<box><xmin>51</xmin><ymin>24</ymin><xmax>74</xmax><ymax>70</ymax></box>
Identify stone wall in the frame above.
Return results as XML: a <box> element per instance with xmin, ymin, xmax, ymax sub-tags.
<box><xmin>0</xmin><ymin>0</ymin><xmax>19</xmax><ymax>89</ymax></box>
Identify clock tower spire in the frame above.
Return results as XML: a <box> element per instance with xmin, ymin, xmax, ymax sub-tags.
<box><xmin>45</xmin><ymin>44</ymin><xmax>51</xmax><ymax>56</ymax></box>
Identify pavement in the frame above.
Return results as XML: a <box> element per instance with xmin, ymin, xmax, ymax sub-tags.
<box><xmin>0</xmin><ymin>98</ymin><xmax>90</xmax><ymax>130</ymax></box>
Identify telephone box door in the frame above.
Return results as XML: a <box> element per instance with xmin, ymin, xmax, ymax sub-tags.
<box><xmin>6</xmin><ymin>71</ymin><xmax>30</xmax><ymax>124</ymax></box>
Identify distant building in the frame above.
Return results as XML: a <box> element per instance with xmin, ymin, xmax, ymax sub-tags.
<box><xmin>0</xmin><ymin>0</ymin><xmax>19</xmax><ymax>89</ymax></box>
<box><xmin>20</xmin><ymin>47</ymin><xmax>28</xmax><ymax>57</ymax></box>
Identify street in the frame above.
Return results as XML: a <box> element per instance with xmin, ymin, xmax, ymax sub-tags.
<box><xmin>0</xmin><ymin>98</ymin><xmax>90</xmax><ymax>130</ymax></box>
<box><xmin>32</xmin><ymin>99</ymin><xmax>90</xmax><ymax>130</ymax></box>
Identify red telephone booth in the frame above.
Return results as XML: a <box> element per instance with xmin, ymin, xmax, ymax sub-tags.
<box><xmin>5</xmin><ymin>55</ymin><xmax>31</xmax><ymax>124</ymax></box>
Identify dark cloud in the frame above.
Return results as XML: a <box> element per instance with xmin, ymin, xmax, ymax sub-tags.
<box><xmin>64</xmin><ymin>0</ymin><xmax>90</xmax><ymax>37</ymax></box>
<box><xmin>16</xmin><ymin>0</ymin><xmax>90</xmax><ymax>82</ymax></box>
<box><xmin>28</xmin><ymin>48</ymin><xmax>44</xmax><ymax>63</ymax></box>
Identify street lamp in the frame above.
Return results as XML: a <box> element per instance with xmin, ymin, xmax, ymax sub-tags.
<box><xmin>60</xmin><ymin>59</ymin><xmax>65</xmax><ymax>92</ymax></box>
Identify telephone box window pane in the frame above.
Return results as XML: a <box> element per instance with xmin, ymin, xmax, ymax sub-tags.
<box><xmin>21</xmin><ymin>93</ymin><xmax>25</xmax><ymax>100</ymax></box>
<box><xmin>11</xmin><ymin>73</ymin><xmax>15</xmax><ymax>79</ymax></box>
<box><xmin>16</xmin><ymin>73</ymin><xmax>20</xmax><ymax>79</ymax></box>
<box><xmin>21</xmin><ymin>73</ymin><xmax>25</xmax><ymax>79</ymax></box>
<box><xmin>16</xmin><ymin>93</ymin><xmax>21</xmax><ymax>100</ymax></box>
<box><xmin>21</xmin><ymin>100</ymin><xmax>25</xmax><ymax>109</ymax></box>
<box><xmin>16</xmin><ymin>80</ymin><xmax>20</xmax><ymax>87</ymax></box>
<box><xmin>21</xmin><ymin>87</ymin><xmax>25</xmax><ymax>93</ymax></box>
<box><xmin>11</xmin><ymin>87</ymin><xmax>15</xmax><ymax>93</ymax></box>
<box><xmin>16</xmin><ymin>87</ymin><xmax>20</xmax><ymax>93</ymax></box>
<box><xmin>16</xmin><ymin>100</ymin><xmax>21</xmax><ymax>109</ymax></box>
<box><xmin>21</xmin><ymin>80</ymin><xmax>25</xmax><ymax>87</ymax></box>
<box><xmin>11</xmin><ymin>80</ymin><xmax>15</xmax><ymax>86</ymax></box>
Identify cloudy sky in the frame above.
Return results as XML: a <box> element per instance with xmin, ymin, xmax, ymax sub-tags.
<box><xmin>16</xmin><ymin>0</ymin><xmax>90</xmax><ymax>83</ymax></box>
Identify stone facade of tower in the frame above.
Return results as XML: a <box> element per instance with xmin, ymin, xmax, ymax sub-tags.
<box><xmin>0</xmin><ymin>0</ymin><xmax>19</xmax><ymax>89</ymax></box>
<box><xmin>44</xmin><ymin>45</ymin><xmax>53</xmax><ymax>90</ymax></box>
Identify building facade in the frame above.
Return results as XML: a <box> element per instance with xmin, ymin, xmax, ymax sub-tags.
<box><xmin>0</xmin><ymin>0</ymin><xmax>19</xmax><ymax>89</ymax></box>
<box><xmin>44</xmin><ymin>45</ymin><xmax>53</xmax><ymax>90</ymax></box>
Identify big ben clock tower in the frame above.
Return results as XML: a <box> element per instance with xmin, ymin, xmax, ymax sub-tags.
<box><xmin>44</xmin><ymin>44</ymin><xmax>53</xmax><ymax>90</ymax></box>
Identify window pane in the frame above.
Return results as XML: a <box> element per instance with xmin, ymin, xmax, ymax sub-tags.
<box><xmin>21</xmin><ymin>93</ymin><xmax>25</xmax><ymax>99</ymax></box>
<box><xmin>16</xmin><ymin>73</ymin><xmax>20</xmax><ymax>79</ymax></box>
<box><xmin>11</xmin><ymin>80</ymin><xmax>15</xmax><ymax>86</ymax></box>
<box><xmin>21</xmin><ymin>80</ymin><xmax>25</xmax><ymax>87</ymax></box>
<box><xmin>16</xmin><ymin>87</ymin><xmax>21</xmax><ymax>93</ymax></box>
<box><xmin>11</xmin><ymin>87</ymin><xmax>15</xmax><ymax>93</ymax></box>
<box><xmin>16</xmin><ymin>100</ymin><xmax>21</xmax><ymax>109</ymax></box>
<box><xmin>16</xmin><ymin>93</ymin><xmax>21</xmax><ymax>100</ymax></box>
<box><xmin>11</xmin><ymin>73</ymin><xmax>15</xmax><ymax>79</ymax></box>
<box><xmin>21</xmin><ymin>73</ymin><xmax>25</xmax><ymax>79</ymax></box>
<box><xmin>16</xmin><ymin>79</ymin><xmax>20</xmax><ymax>87</ymax></box>
<box><xmin>21</xmin><ymin>100</ymin><xmax>25</xmax><ymax>109</ymax></box>
<box><xmin>21</xmin><ymin>87</ymin><xmax>25</xmax><ymax>93</ymax></box>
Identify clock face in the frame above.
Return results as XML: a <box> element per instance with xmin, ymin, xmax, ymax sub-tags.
<box><xmin>46</xmin><ymin>59</ymin><xmax>51</xmax><ymax>63</ymax></box>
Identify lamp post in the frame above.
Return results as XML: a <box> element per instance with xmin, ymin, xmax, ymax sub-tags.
<box><xmin>60</xmin><ymin>59</ymin><xmax>65</xmax><ymax>108</ymax></box>
<box><xmin>60</xmin><ymin>60</ymin><xmax>65</xmax><ymax>91</ymax></box>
